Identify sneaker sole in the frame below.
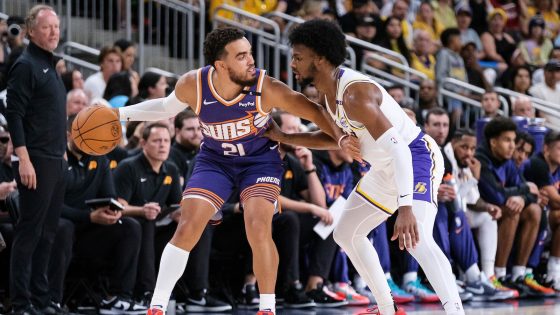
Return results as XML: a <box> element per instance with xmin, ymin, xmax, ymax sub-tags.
<box><xmin>99</xmin><ymin>310</ymin><xmax>147</xmax><ymax>315</ymax></box>
<box><xmin>284</xmin><ymin>302</ymin><xmax>317</xmax><ymax>309</ymax></box>
<box><xmin>237</xmin><ymin>304</ymin><xmax>260</xmax><ymax>310</ymax></box>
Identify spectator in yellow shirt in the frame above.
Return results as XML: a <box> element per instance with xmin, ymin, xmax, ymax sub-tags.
<box><xmin>411</xmin><ymin>29</ymin><xmax>436</xmax><ymax>81</ymax></box>
<box><xmin>525</xmin><ymin>0</ymin><xmax>560</xmax><ymax>38</ymax></box>
<box><xmin>413</xmin><ymin>2</ymin><xmax>445</xmax><ymax>47</ymax></box>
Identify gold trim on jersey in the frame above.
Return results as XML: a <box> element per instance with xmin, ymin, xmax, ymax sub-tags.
<box><xmin>255</xmin><ymin>70</ymin><xmax>268</xmax><ymax>116</ymax></box>
<box><xmin>195</xmin><ymin>68</ymin><xmax>203</xmax><ymax>115</ymax></box>
<box><xmin>207</xmin><ymin>67</ymin><xmax>249</xmax><ymax>106</ymax></box>
<box><xmin>356</xmin><ymin>181</ymin><xmax>395</xmax><ymax>215</ymax></box>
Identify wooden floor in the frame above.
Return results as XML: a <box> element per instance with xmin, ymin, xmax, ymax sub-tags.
<box><xmin>231</xmin><ymin>297</ymin><xmax>560</xmax><ymax>314</ymax></box>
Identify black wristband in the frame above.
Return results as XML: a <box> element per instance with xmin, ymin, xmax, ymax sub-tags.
<box><xmin>305</xmin><ymin>167</ymin><xmax>316</xmax><ymax>175</ymax></box>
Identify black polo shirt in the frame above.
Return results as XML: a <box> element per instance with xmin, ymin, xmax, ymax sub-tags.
<box><xmin>113</xmin><ymin>153</ymin><xmax>182</xmax><ymax>208</ymax></box>
<box><xmin>280</xmin><ymin>152</ymin><xmax>308</xmax><ymax>201</ymax></box>
<box><xmin>62</xmin><ymin>150</ymin><xmax>116</xmax><ymax>224</ymax></box>
<box><xmin>168</xmin><ymin>142</ymin><xmax>198</xmax><ymax>181</ymax></box>
<box><xmin>0</xmin><ymin>162</ymin><xmax>13</xmax><ymax>182</ymax></box>
<box><xmin>5</xmin><ymin>42</ymin><xmax>66</xmax><ymax>158</ymax></box>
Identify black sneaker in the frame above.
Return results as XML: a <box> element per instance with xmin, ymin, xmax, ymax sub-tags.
<box><xmin>284</xmin><ymin>282</ymin><xmax>316</xmax><ymax>309</ymax></box>
<box><xmin>238</xmin><ymin>283</ymin><xmax>260</xmax><ymax>310</ymax></box>
<box><xmin>306</xmin><ymin>283</ymin><xmax>347</xmax><ymax>308</ymax></box>
<box><xmin>99</xmin><ymin>296</ymin><xmax>147</xmax><ymax>314</ymax></box>
<box><xmin>185</xmin><ymin>289</ymin><xmax>233</xmax><ymax>312</ymax></box>
<box><xmin>136</xmin><ymin>291</ymin><xmax>152</xmax><ymax>308</ymax></box>
<box><xmin>11</xmin><ymin>305</ymin><xmax>42</xmax><ymax>315</ymax></box>
<box><xmin>41</xmin><ymin>301</ymin><xmax>70</xmax><ymax>314</ymax></box>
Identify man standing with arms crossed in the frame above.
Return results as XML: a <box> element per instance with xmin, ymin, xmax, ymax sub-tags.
<box><xmin>5</xmin><ymin>5</ymin><xmax>67</xmax><ymax>315</ymax></box>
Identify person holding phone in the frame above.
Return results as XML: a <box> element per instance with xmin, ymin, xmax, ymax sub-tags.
<box><xmin>56</xmin><ymin>115</ymin><xmax>145</xmax><ymax>314</ymax></box>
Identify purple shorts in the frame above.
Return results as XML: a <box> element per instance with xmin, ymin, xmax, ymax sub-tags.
<box><xmin>183</xmin><ymin>149</ymin><xmax>283</xmax><ymax>222</ymax></box>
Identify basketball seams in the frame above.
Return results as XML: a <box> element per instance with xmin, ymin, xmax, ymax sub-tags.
<box><xmin>70</xmin><ymin>105</ymin><xmax>122</xmax><ymax>155</ymax></box>
<box><xmin>77</xmin><ymin>119</ymin><xmax>120</xmax><ymax>137</ymax></box>
<box><xmin>76</xmin><ymin>106</ymin><xmax>105</xmax><ymax>129</ymax></box>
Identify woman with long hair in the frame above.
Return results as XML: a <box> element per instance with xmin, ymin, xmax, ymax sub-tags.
<box><xmin>518</xmin><ymin>16</ymin><xmax>554</xmax><ymax>67</ymax></box>
<box><xmin>373</xmin><ymin>15</ymin><xmax>412</xmax><ymax>77</ymax></box>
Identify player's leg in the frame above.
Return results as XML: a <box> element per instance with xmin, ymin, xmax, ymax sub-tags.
<box><xmin>466</xmin><ymin>210</ymin><xmax>497</xmax><ymax>278</ymax></box>
<box><xmin>512</xmin><ymin>203</ymin><xmax>541</xmax><ymax>280</ymax></box>
<box><xmin>547</xmin><ymin>210</ymin><xmax>560</xmax><ymax>290</ymax></box>
<box><xmin>333</xmin><ymin>176</ymin><xmax>396</xmax><ymax>315</ymax></box>
<box><xmin>149</xmin><ymin>157</ymin><xmax>234</xmax><ymax>313</ymax></box>
<box><xmin>243</xmin><ymin>197</ymin><xmax>279</xmax><ymax>312</ymax></box>
<box><xmin>495</xmin><ymin>207</ymin><xmax>520</xmax><ymax>278</ymax></box>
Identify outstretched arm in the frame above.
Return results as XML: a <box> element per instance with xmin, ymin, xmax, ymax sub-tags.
<box><xmin>261</xmin><ymin>76</ymin><xmax>344</xmax><ymax>141</ymax></box>
<box><xmin>116</xmin><ymin>70</ymin><xmax>197</xmax><ymax>121</ymax></box>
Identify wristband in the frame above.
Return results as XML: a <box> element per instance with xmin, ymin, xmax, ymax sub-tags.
<box><xmin>337</xmin><ymin>134</ymin><xmax>349</xmax><ymax>148</ymax></box>
<box><xmin>305</xmin><ymin>167</ymin><xmax>317</xmax><ymax>175</ymax></box>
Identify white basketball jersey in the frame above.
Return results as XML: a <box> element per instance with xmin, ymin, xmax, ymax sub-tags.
<box><xmin>325</xmin><ymin>68</ymin><xmax>421</xmax><ymax>169</ymax></box>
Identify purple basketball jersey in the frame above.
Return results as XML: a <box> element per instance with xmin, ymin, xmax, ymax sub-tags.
<box><xmin>193</xmin><ymin>65</ymin><xmax>276</xmax><ymax>157</ymax></box>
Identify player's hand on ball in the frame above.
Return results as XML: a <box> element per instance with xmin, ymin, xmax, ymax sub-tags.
<box><xmin>391</xmin><ymin>206</ymin><xmax>419</xmax><ymax>250</ymax></box>
<box><xmin>339</xmin><ymin>135</ymin><xmax>362</xmax><ymax>163</ymax></box>
<box><xmin>263</xmin><ymin>120</ymin><xmax>285</xmax><ymax>142</ymax></box>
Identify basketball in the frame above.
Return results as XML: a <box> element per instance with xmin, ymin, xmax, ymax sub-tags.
<box><xmin>71</xmin><ymin>105</ymin><xmax>122</xmax><ymax>156</ymax></box>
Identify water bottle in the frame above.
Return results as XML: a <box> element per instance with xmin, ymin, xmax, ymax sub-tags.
<box><xmin>443</xmin><ymin>174</ymin><xmax>463</xmax><ymax>212</ymax></box>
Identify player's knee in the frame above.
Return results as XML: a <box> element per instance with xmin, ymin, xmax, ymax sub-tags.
<box><xmin>549</xmin><ymin>210</ymin><xmax>560</xmax><ymax>229</ymax></box>
<box><xmin>245</xmin><ymin>217</ymin><xmax>272</xmax><ymax>241</ymax></box>
<box><xmin>522</xmin><ymin>203</ymin><xmax>541</xmax><ymax>224</ymax></box>
<box><xmin>333</xmin><ymin>224</ymin><xmax>351</xmax><ymax>247</ymax></box>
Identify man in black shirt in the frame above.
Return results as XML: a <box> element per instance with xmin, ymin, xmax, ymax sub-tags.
<box><xmin>52</xmin><ymin>115</ymin><xmax>145</xmax><ymax>314</ymax></box>
<box><xmin>5</xmin><ymin>5</ymin><xmax>68</xmax><ymax>314</ymax></box>
<box><xmin>168</xmin><ymin>110</ymin><xmax>202</xmax><ymax>186</ymax></box>
<box><xmin>522</xmin><ymin>131</ymin><xmax>560</xmax><ymax>291</ymax></box>
<box><xmin>114</xmin><ymin>122</ymin><xmax>182</xmax><ymax>305</ymax></box>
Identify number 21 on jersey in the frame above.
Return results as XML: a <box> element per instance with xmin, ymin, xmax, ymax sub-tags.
<box><xmin>222</xmin><ymin>143</ymin><xmax>246</xmax><ymax>156</ymax></box>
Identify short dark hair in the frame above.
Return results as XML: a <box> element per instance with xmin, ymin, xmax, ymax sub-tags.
<box><xmin>387</xmin><ymin>84</ymin><xmax>405</xmax><ymax>92</ymax></box>
<box><xmin>424</xmin><ymin>107</ymin><xmax>449</xmax><ymax>125</ymax></box>
<box><xmin>98</xmin><ymin>45</ymin><xmax>123</xmax><ymax>65</ymax></box>
<box><xmin>483</xmin><ymin>90</ymin><xmax>499</xmax><ymax>97</ymax></box>
<box><xmin>516</xmin><ymin>131</ymin><xmax>535</xmax><ymax>155</ymax></box>
<box><xmin>272</xmin><ymin>110</ymin><xmax>290</xmax><ymax>128</ymax></box>
<box><xmin>138</xmin><ymin>72</ymin><xmax>163</xmax><ymax>99</ymax></box>
<box><xmin>103</xmin><ymin>72</ymin><xmax>132</xmax><ymax>100</ymax></box>
<box><xmin>114</xmin><ymin>39</ymin><xmax>135</xmax><ymax>52</ymax></box>
<box><xmin>452</xmin><ymin>128</ymin><xmax>476</xmax><ymax>140</ymax></box>
<box><xmin>142</xmin><ymin>122</ymin><xmax>171</xmax><ymax>141</ymax></box>
<box><xmin>545</xmin><ymin>130</ymin><xmax>560</xmax><ymax>146</ymax></box>
<box><xmin>174</xmin><ymin>109</ymin><xmax>198</xmax><ymax>130</ymax></box>
<box><xmin>289</xmin><ymin>19</ymin><xmax>347</xmax><ymax>67</ymax></box>
<box><xmin>484</xmin><ymin>117</ymin><xmax>517</xmax><ymax>146</ymax></box>
<box><xmin>204</xmin><ymin>27</ymin><xmax>245</xmax><ymax>68</ymax></box>
<box><xmin>441</xmin><ymin>28</ymin><xmax>461</xmax><ymax>47</ymax></box>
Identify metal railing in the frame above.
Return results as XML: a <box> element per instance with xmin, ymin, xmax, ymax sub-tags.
<box><xmin>213</xmin><ymin>4</ymin><xmax>282</xmax><ymax>80</ymax></box>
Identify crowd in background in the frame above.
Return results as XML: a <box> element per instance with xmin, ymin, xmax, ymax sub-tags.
<box><xmin>0</xmin><ymin>0</ymin><xmax>559</xmax><ymax>314</ymax></box>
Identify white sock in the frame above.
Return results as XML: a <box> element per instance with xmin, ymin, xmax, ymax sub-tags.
<box><xmin>259</xmin><ymin>294</ymin><xmax>275</xmax><ymax>313</ymax></box>
<box><xmin>512</xmin><ymin>266</ymin><xmax>526</xmax><ymax>281</ymax></box>
<box><xmin>482</xmin><ymin>260</ymin><xmax>495</xmax><ymax>278</ymax></box>
<box><xmin>403</xmin><ymin>272</ymin><xmax>417</xmax><ymax>286</ymax></box>
<box><xmin>379</xmin><ymin>302</ymin><xmax>396</xmax><ymax>315</ymax></box>
<box><xmin>443</xmin><ymin>301</ymin><xmax>466</xmax><ymax>315</ymax></box>
<box><xmin>465</xmin><ymin>264</ymin><xmax>481</xmax><ymax>283</ymax></box>
<box><xmin>547</xmin><ymin>256</ymin><xmax>560</xmax><ymax>278</ymax></box>
<box><xmin>495</xmin><ymin>267</ymin><xmax>507</xmax><ymax>279</ymax></box>
<box><xmin>150</xmin><ymin>243</ymin><xmax>190</xmax><ymax>310</ymax></box>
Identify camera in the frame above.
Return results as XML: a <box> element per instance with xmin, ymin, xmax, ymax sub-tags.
<box><xmin>7</xmin><ymin>23</ymin><xmax>21</xmax><ymax>38</ymax></box>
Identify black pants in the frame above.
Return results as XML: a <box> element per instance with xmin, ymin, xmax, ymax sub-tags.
<box><xmin>156</xmin><ymin>223</ymin><xmax>215</xmax><ymax>293</ymax></box>
<box><xmin>10</xmin><ymin>157</ymin><xmax>66</xmax><ymax>310</ymax></box>
<box><xmin>298</xmin><ymin>212</ymin><xmax>338</xmax><ymax>281</ymax></box>
<box><xmin>72</xmin><ymin>217</ymin><xmax>142</xmax><ymax>297</ymax></box>
<box><xmin>47</xmin><ymin>218</ymin><xmax>75</xmax><ymax>304</ymax></box>
<box><xmin>272</xmin><ymin>211</ymin><xmax>300</xmax><ymax>291</ymax></box>
<box><xmin>135</xmin><ymin>218</ymin><xmax>156</xmax><ymax>295</ymax></box>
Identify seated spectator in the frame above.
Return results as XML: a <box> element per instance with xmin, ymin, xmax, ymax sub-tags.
<box><xmin>457</xmin><ymin>5</ymin><xmax>483</xmax><ymax>58</ymax></box>
<box><xmin>410</xmin><ymin>30</ymin><xmax>436</xmax><ymax>81</ymax></box>
<box><xmin>386</xmin><ymin>85</ymin><xmax>412</xmax><ymax>108</ymax></box>
<box><xmin>65</xmin><ymin>89</ymin><xmax>88</xmax><ymax>116</ymax></box>
<box><xmin>339</xmin><ymin>0</ymin><xmax>376</xmax><ymax>35</ymax></box>
<box><xmin>511</xmin><ymin>96</ymin><xmax>535</xmax><ymax>118</ymax></box>
<box><xmin>432</xmin><ymin>0</ymin><xmax>457</xmax><ymax>29</ymax></box>
<box><xmin>481</xmin><ymin>9</ymin><xmax>516</xmax><ymax>73</ymax></box>
<box><xmin>519</xmin><ymin>16</ymin><xmax>554</xmax><ymax>68</ymax></box>
<box><xmin>57</xmin><ymin>115</ymin><xmax>145</xmax><ymax>314</ymax></box>
<box><xmin>128</xmin><ymin>72</ymin><xmax>169</xmax><ymax>105</ymax></box>
<box><xmin>114</xmin><ymin>123</ymin><xmax>182</xmax><ymax>304</ymax></box>
<box><xmin>522</xmin><ymin>131</ymin><xmax>560</xmax><ymax>291</ymax></box>
<box><xmin>506</xmin><ymin>65</ymin><xmax>533</xmax><ymax>96</ymax></box>
<box><xmin>461</xmin><ymin>42</ymin><xmax>491</xmax><ymax>90</ymax></box>
<box><xmin>295</xmin><ymin>0</ymin><xmax>325</xmax><ymax>21</ymax></box>
<box><xmin>114</xmin><ymin>39</ymin><xmax>140</xmax><ymax>88</ymax></box>
<box><xmin>530</xmin><ymin>59</ymin><xmax>560</xmax><ymax>103</ymax></box>
<box><xmin>512</xmin><ymin>132</ymin><xmax>535</xmax><ymax>170</ymax></box>
<box><xmin>83</xmin><ymin>46</ymin><xmax>123</xmax><ymax>100</ymax></box>
<box><xmin>524</xmin><ymin>0</ymin><xmax>560</xmax><ymax>39</ymax></box>
<box><xmin>61</xmin><ymin>69</ymin><xmax>84</xmax><ymax>92</ymax></box>
<box><xmin>436</xmin><ymin>28</ymin><xmax>467</xmax><ymax>126</ymax></box>
<box><xmin>531</xmin><ymin>46</ymin><xmax>560</xmax><ymax>85</ymax></box>
<box><xmin>476</xmin><ymin>117</ymin><xmax>552</xmax><ymax>297</ymax></box>
<box><xmin>350</xmin><ymin>14</ymin><xmax>380</xmax><ymax>67</ymax></box>
<box><xmin>103</xmin><ymin>71</ymin><xmax>137</xmax><ymax>108</ymax></box>
<box><xmin>416</xmin><ymin>80</ymin><xmax>439</xmax><ymax>126</ymax></box>
<box><xmin>481</xmin><ymin>91</ymin><xmax>502</xmax><ymax>119</ymax></box>
<box><xmin>387</xmin><ymin>0</ymin><xmax>413</xmax><ymax>47</ymax></box>
<box><xmin>489</xmin><ymin>0</ymin><xmax>525</xmax><ymax>38</ymax></box>
<box><xmin>374</xmin><ymin>16</ymin><xmax>412</xmax><ymax>78</ymax></box>
<box><xmin>412</xmin><ymin>2</ymin><xmax>443</xmax><ymax>47</ymax></box>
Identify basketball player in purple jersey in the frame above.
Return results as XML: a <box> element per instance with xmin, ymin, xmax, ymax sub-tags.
<box><xmin>114</xmin><ymin>27</ymin><xmax>358</xmax><ymax>315</ymax></box>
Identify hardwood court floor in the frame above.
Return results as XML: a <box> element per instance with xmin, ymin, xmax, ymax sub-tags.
<box><xmin>231</xmin><ymin>297</ymin><xmax>560</xmax><ymax>315</ymax></box>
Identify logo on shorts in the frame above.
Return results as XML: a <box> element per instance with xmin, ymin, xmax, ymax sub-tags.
<box><xmin>414</xmin><ymin>182</ymin><xmax>427</xmax><ymax>194</ymax></box>
<box><xmin>256</xmin><ymin>176</ymin><xmax>280</xmax><ymax>185</ymax></box>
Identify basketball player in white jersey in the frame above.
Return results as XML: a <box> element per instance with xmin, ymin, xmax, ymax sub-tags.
<box><xmin>266</xmin><ymin>20</ymin><xmax>464</xmax><ymax>315</ymax></box>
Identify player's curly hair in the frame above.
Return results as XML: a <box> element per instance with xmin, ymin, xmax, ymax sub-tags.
<box><xmin>204</xmin><ymin>27</ymin><xmax>246</xmax><ymax>68</ymax></box>
<box><xmin>289</xmin><ymin>19</ymin><xmax>347</xmax><ymax>67</ymax></box>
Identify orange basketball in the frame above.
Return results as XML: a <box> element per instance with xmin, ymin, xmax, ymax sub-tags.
<box><xmin>71</xmin><ymin>105</ymin><xmax>122</xmax><ymax>156</ymax></box>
